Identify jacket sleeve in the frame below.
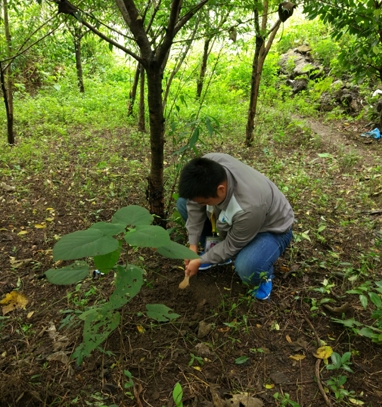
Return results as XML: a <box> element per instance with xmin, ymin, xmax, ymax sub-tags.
<box><xmin>185</xmin><ymin>200</ymin><xmax>208</xmax><ymax>246</ymax></box>
<box><xmin>200</xmin><ymin>204</ymin><xmax>267</xmax><ymax>264</ymax></box>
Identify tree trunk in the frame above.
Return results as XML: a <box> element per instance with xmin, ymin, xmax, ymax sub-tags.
<box><xmin>245</xmin><ymin>19</ymin><xmax>281</xmax><ymax>146</ymax></box>
<box><xmin>3</xmin><ymin>0</ymin><xmax>14</xmax><ymax>145</ymax></box>
<box><xmin>245</xmin><ymin>35</ymin><xmax>264</xmax><ymax>146</ymax></box>
<box><xmin>196</xmin><ymin>38</ymin><xmax>211</xmax><ymax>99</ymax></box>
<box><xmin>74</xmin><ymin>34</ymin><xmax>85</xmax><ymax>92</ymax></box>
<box><xmin>138</xmin><ymin>64</ymin><xmax>145</xmax><ymax>132</ymax></box>
<box><xmin>127</xmin><ymin>63</ymin><xmax>140</xmax><ymax>116</ymax></box>
<box><xmin>146</xmin><ymin>65</ymin><xmax>165</xmax><ymax>222</ymax></box>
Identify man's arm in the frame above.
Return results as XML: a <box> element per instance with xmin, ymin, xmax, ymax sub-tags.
<box><xmin>201</xmin><ymin>206</ymin><xmax>266</xmax><ymax>264</ymax></box>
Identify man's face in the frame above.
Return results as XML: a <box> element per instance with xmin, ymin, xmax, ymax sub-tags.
<box><xmin>192</xmin><ymin>196</ymin><xmax>223</xmax><ymax>206</ymax></box>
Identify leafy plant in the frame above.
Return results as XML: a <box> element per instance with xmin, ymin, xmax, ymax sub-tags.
<box><xmin>273</xmin><ymin>392</ymin><xmax>301</xmax><ymax>407</ymax></box>
<box><xmin>332</xmin><ymin>280</ymin><xmax>382</xmax><ymax>344</ymax></box>
<box><xmin>172</xmin><ymin>382</ymin><xmax>184</xmax><ymax>407</ymax></box>
<box><xmin>326</xmin><ymin>375</ymin><xmax>354</xmax><ymax>401</ymax></box>
<box><xmin>45</xmin><ymin>205</ymin><xmax>199</xmax><ymax>364</ymax></box>
<box><xmin>326</xmin><ymin>352</ymin><xmax>353</xmax><ymax>373</ymax></box>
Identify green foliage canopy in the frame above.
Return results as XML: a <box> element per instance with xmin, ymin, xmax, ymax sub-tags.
<box><xmin>302</xmin><ymin>0</ymin><xmax>382</xmax><ymax>80</ymax></box>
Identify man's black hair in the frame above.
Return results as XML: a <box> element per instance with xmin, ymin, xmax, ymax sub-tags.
<box><xmin>178</xmin><ymin>157</ymin><xmax>227</xmax><ymax>199</ymax></box>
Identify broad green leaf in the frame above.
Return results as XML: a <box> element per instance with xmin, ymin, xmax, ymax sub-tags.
<box><xmin>75</xmin><ymin>306</ymin><xmax>120</xmax><ymax>362</ymax></box>
<box><xmin>317</xmin><ymin>225</ymin><xmax>326</xmax><ymax>233</ymax></box>
<box><xmin>329</xmin><ymin>352</ymin><xmax>341</xmax><ymax>368</ymax></box>
<box><xmin>358</xmin><ymin>327</ymin><xmax>376</xmax><ymax>338</ymax></box>
<box><xmin>90</xmin><ymin>221</ymin><xmax>126</xmax><ymax>235</ymax></box>
<box><xmin>112</xmin><ymin>205</ymin><xmax>153</xmax><ymax>227</ymax></box>
<box><xmin>360</xmin><ymin>294</ymin><xmax>368</xmax><ymax>309</ymax></box>
<box><xmin>124</xmin><ymin>225</ymin><xmax>170</xmax><ymax>248</ymax></box>
<box><xmin>146</xmin><ymin>304</ymin><xmax>180</xmax><ymax>322</ymax></box>
<box><xmin>53</xmin><ymin>229</ymin><xmax>119</xmax><ymax>261</ymax></box>
<box><xmin>331</xmin><ymin>317</ymin><xmax>362</xmax><ymax>328</ymax></box>
<box><xmin>235</xmin><ymin>356</ymin><xmax>249</xmax><ymax>364</ymax></box>
<box><xmin>94</xmin><ymin>244</ymin><xmax>121</xmax><ymax>273</ymax></box>
<box><xmin>173</xmin><ymin>382</ymin><xmax>183</xmax><ymax>407</ymax></box>
<box><xmin>46</xmin><ymin>261</ymin><xmax>89</xmax><ymax>285</ymax></box>
<box><xmin>369</xmin><ymin>292</ymin><xmax>382</xmax><ymax>308</ymax></box>
<box><xmin>108</xmin><ymin>265</ymin><xmax>144</xmax><ymax>310</ymax></box>
<box><xmin>157</xmin><ymin>241</ymin><xmax>200</xmax><ymax>259</ymax></box>
<box><xmin>341</xmin><ymin>352</ymin><xmax>352</xmax><ymax>364</ymax></box>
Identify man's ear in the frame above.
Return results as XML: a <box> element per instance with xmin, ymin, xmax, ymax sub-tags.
<box><xmin>216</xmin><ymin>183</ymin><xmax>226</xmax><ymax>197</ymax></box>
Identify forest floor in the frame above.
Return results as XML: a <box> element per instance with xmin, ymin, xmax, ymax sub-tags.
<box><xmin>1</xmin><ymin>114</ymin><xmax>382</xmax><ymax>407</ymax></box>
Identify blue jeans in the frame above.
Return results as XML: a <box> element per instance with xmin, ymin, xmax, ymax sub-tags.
<box><xmin>176</xmin><ymin>197</ymin><xmax>293</xmax><ymax>285</ymax></box>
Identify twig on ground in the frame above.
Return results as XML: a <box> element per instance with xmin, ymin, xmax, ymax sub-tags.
<box><xmin>304</xmin><ymin>315</ymin><xmax>333</xmax><ymax>407</ymax></box>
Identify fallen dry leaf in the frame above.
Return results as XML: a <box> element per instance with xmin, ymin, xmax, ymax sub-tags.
<box><xmin>0</xmin><ymin>291</ymin><xmax>29</xmax><ymax>315</ymax></box>
<box><xmin>314</xmin><ymin>345</ymin><xmax>333</xmax><ymax>360</ymax></box>
<box><xmin>34</xmin><ymin>223</ymin><xmax>46</xmax><ymax>229</ymax></box>
<box><xmin>289</xmin><ymin>354</ymin><xmax>306</xmax><ymax>361</ymax></box>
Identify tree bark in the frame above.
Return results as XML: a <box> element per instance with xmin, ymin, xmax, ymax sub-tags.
<box><xmin>127</xmin><ymin>63</ymin><xmax>140</xmax><ymax>116</ymax></box>
<box><xmin>196</xmin><ymin>38</ymin><xmax>211</xmax><ymax>99</ymax></box>
<box><xmin>74</xmin><ymin>33</ymin><xmax>85</xmax><ymax>92</ymax></box>
<box><xmin>3</xmin><ymin>0</ymin><xmax>14</xmax><ymax>145</ymax></box>
<box><xmin>146</xmin><ymin>65</ymin><xmax>165</xmax><ymax>222</ymax></box>
<box><xmin>138</xmin><ymin>64</ymin><xmax>145</xmax><ymax>132</ymax></box>
<box><xmin>245</xmin><ymin>16</ymin><xmax>281</xmax><ymax>146</ymax></box>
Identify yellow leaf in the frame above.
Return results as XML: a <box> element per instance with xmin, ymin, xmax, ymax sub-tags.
<box><xmin>192</xmin><ymin>366</ymin><xmax>202</xmax><ymax>371</ymax></box>
<box><xmin>27</xmin><ymin>311</ymin><xmax>35</xmax><ymax>319</ymax></box>
<box><xmin>289</xmin><ymin>354</ymin><xmax>306</xmax><ymax>361</ymax></box>
<box><xmin>286</xmin><ymin>335</ymin><xmax>292</xmax><ymax>343</ymax></box>
<box><xmin>46</xmin><ymin>208</ymin><xmax>55</xmax><ymax>212</ymax></box>
<box><xmin>17</xmin><ymin>230</ymin><xmax>28</xmax><ymax>236</ymax></box>
<box><xmin>34</xmin><ymin>223</ymin><xmax>46</xmax><ymax>229</ymax></box>
<box><xmin>137</xmin><ymin>325</ymin><xmax>145</xmax><ymax>334</ymax></box>
<box><xmin>45</xmin><ymin>218</ymin><xmax>54</xmax><ymax>222</ymax></box>
<box><xmin>349</xmin><ymin>398</ymin><xmax>364</xmax><ymax>405</ymax></box>
<box><xmin>0</xmin><ymin>291</ymin><xmax>29</xmax><ymax>315</ymax></box>
<box><xmin>314</xmin><ymin>346</ymin><xmax>333</xmax><ymax>360</ymax></box>
<box><xmin>264</xmin><ymin>384</ymin><xmax>274</xmax><ymax>389</ymax></box>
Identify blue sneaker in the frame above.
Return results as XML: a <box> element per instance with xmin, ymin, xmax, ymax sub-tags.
<box><xmin>218</xmin><ymin>258</ymin><xmax>233</xmax><ymax>266</ymax></box>
<box><xmin>198</xmin><ymin>254</ymin><xmax>232</xmax><ymax>271</ymax></box>
<box><xmin>199</xmin><ymin>262</ymin><xmax>213</xmax><ymax>271</ymax></box>
<box><xmin>253</xmin><ymin>279</ymin><xmax>272</xmax><ymax>300</ymax></box>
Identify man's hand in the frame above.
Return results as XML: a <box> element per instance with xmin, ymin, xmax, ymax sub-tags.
<box><xmin>185</xmin><ymin>258</ymin><xmax>201</xmax><ymax>277</ymax></box>
<box><xmin>184</xmin><ymin>244</ymin><xmax>198</xmax><ymax>267</ymax></box>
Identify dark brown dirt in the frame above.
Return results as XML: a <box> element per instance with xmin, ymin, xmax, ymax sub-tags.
<box><xmin>1</xmin><ymin>118</ymin><xmax>382</xmax><ymax>407</ymax></box>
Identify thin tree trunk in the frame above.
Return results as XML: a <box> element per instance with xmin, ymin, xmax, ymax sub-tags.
<box><xmin>74</xmin><ymin>35</ymin><xmax>85</xmax><ymax>92</ymax></box>
<box><xmin>138</xmin><ymin>64</ymin><xmax>145</xmax><ymax>132</ymax></box>
<box><xmin>245</xmin><ymin>35</ymin><xmax>264</xmax><ymax>146</ymax></box>
<box><xmin>3</xmin><ymin>0</ymin><xmax>14</xmax><ymax>145</ymax></box>
<box><xmin>127</xmin><ymin>63</ymin><xmax>140</xmax><ymax>116</ymax></box>
<box><xmin>146</xmin><ymin>66</ymin><xmax>165</xmax><ymax>223</ymax></box>
<box><xmin>196</xmin><ymin>38</ymin><xmax>211</xmax><ymax>99</ymax></box>
<box><xmin>245</xmin><ymin>19</ymin><xmax>281</xmax><ymax>146</ymax></box>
